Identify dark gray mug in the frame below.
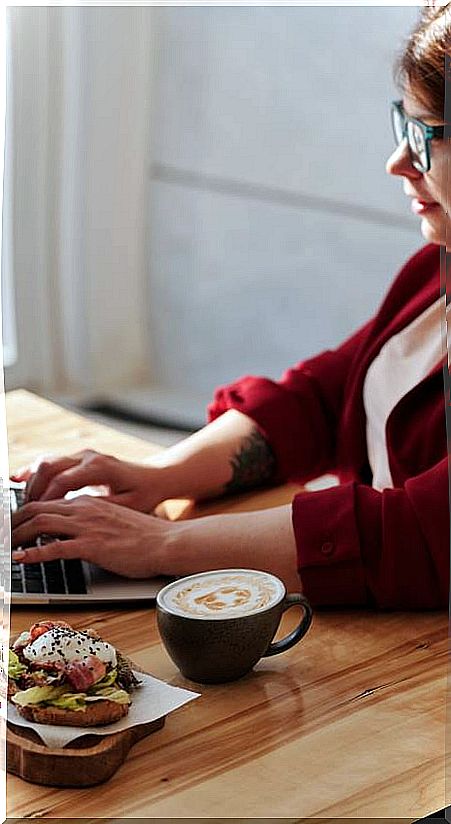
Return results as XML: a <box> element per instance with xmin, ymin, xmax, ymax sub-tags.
<box><xmin>156</xmin><ymin>569</ymin><xmax>313</xmax><ymax>684</ymax></box>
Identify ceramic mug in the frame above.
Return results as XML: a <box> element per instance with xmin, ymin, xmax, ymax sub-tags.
<box><xmin>156</xmin><ymin>568</ymin><xmax>313</xmax><ymax>684</ymax></box>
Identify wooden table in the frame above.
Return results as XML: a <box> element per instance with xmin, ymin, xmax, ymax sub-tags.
<box><xmin>5</xmin><ymin>389</ymin><xmax>449</xmax><ymax>820</ymax></box>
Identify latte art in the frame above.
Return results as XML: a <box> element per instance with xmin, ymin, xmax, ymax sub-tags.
<box><xmin>159</xmin><ymin>571</ymin><xmax>284</xmax><ymax>619</ymax></box>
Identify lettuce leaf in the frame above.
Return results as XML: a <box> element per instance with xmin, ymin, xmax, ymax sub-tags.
<box><xmin>8</xmin><ymin>649</ymin><xmax>28</xmax><ymax>680</ymax></box>
<box><xmin>49</xmin><ymin>692</ymin><xmax>88</xmax><ymax>711</ymax></box>
<box><xmin>11</xmin><ymin>685</ymin><xmax>66</xmax><ymax>706</ymax></box>
<box><xmin>12</xmin><ymin>682</ymin><xmax>130</xmax><ymax>709</ymax></box>
<box><xmin>88</xmin><ymin>667</ymin><xmax>118</xmax><ymax>692</ymax></box>
<box><xmin>85</xmin><ymin>687</ymin><xmax>130</xmax><ymax>705</ymax></box>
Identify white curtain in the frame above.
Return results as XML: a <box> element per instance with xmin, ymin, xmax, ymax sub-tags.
<box><xmin>0</xmin><ymin>3</ymin><xmax>8</xmax><ymax>818</ymax></box>
<box><xmin>5</xmin><ymin>7</ymin><xmax>154</xmax><ymax>397</ymax></box>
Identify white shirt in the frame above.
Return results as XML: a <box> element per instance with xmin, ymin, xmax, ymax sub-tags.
<box><xmin>363</xmin><ymin>296</ymin><xmax>445</xmax><ymax>491</ymax></box>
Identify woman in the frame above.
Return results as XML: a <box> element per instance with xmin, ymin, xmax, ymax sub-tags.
<box><xmin>11</xmin><ymin>4</ymin><xmax>451</xmax><ymax>608</ymax></box>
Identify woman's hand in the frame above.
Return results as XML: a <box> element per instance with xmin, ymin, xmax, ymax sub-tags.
<box><xmin>12</xmin><ymin>449</ymin><xmax>172</xmax><ymax>513</ymax></box>
<box><xmin>11</xmin><ymin>495</ymin><xmax>174</xmax><ymax>579</ymax></box>
<box><xmin>11</xmin><ymin>410</ymin><xmax>271</xmax><ymax>516</ymax></box>
<box><xmin>11</xmin><ymin>496</ymin><xmax>300</xmax><ymax>591</ymax></box>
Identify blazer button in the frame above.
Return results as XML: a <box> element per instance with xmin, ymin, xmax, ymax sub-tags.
<box><xmin>321</xmin><ymin>542</ymin><xmax>334</xmax><ymax>556</ymax></box>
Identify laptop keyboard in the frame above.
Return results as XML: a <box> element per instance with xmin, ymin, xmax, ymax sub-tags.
<box><xmin>10</xmin><ymin>485</ymin><xmax>87</xmax><ymax>596</ymax></box>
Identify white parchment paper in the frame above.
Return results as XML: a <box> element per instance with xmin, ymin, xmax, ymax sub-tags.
<box><xmin>7</xmin><ymin>671</ymin><xmax>200</xmax><ymax>749</ymax></box>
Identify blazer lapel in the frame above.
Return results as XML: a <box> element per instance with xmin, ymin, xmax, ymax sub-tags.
<box><xmin>339</xmin><ymin>261</ymin><xmax>442</xmax><ymax>470</ymax></box>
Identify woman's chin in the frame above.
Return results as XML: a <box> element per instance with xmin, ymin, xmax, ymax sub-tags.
<box><xmin>420</xmin><ymin>214</ymin><xmax>447</xmax><ymax>246</ymax></box>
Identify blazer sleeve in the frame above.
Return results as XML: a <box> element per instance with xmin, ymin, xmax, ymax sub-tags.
<box><xmin>293</xmin><ymin>456</ymin><xmax>449</xmax><ymax>609</ymax></box>
<box><xmin>207</xmin><ymin>318</ymin><xmax>374</xmax><ymax>483</ymax></box>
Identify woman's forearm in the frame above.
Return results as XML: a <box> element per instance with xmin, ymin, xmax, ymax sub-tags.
<box><xmin>148</xmin><ymin>409</ymin><xmax>277</xmax><ymax>503</ymax></box>
<box><xmin>164</xmin><ymin>504</ymin><xmax>301</xmax><ymax>592</ymax></box>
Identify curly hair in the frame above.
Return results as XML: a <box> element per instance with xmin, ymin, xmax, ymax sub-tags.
<box><xmin>394</xmin><ymin>2</ymin><xmax>451</xmax><ymax>118</ymax></box>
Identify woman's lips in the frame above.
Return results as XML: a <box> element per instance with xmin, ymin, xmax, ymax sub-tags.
<box><xmin>411</xmin><ymin>197</ymin><xmax>440</xmax><ymax>215</ymax></box>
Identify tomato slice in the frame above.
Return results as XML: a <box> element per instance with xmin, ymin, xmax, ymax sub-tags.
<box><xmin>29</xmin><ymin>620</ymin><xmax>72</xmax><ymax>642</ymax></box>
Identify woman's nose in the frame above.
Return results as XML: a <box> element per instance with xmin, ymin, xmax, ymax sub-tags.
<box><xmin>386</xmin><ymin>138</ymin><xmax>422</xmax><ymax>179</ymax></box>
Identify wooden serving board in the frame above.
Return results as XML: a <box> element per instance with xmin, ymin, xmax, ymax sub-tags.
<box><xmin>7</xmin><ymin>715</ymin><xmax>165</xmax><ymax>787</ymax></box>
<box><xmin>7</xmin><ymin>654</ymin><xmax>166</xmax><ymax>787</ymax></box>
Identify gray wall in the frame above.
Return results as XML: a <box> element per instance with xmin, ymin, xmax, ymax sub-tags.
<box><xmin>146</xmin><ymin>6</ymin><xmax>422</xmax><ymax>401</ymax></box>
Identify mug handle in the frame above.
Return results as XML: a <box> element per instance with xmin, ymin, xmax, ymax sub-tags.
<box><xmin>263</xmin><ymin>593</ymin><xmax>313</xmax><ymax>657</ymax></box>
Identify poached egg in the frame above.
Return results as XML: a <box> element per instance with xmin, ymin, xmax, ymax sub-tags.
<box><xmin>22</xmin><ymin>626</ymin><xmax>117</xmax><ymax>667</ymax></box>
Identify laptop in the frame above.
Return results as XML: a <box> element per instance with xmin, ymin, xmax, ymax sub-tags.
<box><xmin>9</xmin><ymin>482</ymin><xmax>169</xmax><ymax>604</ymax></box>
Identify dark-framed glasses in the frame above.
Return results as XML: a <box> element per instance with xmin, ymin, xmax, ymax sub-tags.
<box><xmin>390</xmin><ymin>100</ymin><xmax>444</xmax><ymax>173</ymax></box>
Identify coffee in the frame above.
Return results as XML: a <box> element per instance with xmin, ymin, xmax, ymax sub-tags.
<box><xmin>157</xmin><ymin>569</ymin><xmax>313</xmax><ymax>683</ymax></box>
<box><xmin>159</xmin><ymin>570</ymin><xmax>284</xmax><ymax>620</ymax></box>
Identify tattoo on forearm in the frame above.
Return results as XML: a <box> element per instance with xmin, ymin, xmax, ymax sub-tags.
<box><xmin>224</xmin><ymin>429</ymin><xmax>277</xmax><ymax>495</ymax></box>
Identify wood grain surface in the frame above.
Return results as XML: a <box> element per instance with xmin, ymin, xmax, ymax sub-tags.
<box><xmin>5</xmin><ymin>389</ymin><xmax>449</xmax><ymax>819</ymax></box>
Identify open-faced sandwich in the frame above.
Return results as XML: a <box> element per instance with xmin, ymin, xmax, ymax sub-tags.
<box><xmin>8</xmin><ymin>620</ymin><xmax>141</xmax><ymax>727</ymax></box>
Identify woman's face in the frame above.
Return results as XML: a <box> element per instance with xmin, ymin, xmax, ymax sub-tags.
<box><xmin>386</xmin><ymin>86</ymin><xmax>450</xmax><ymax>250</ymax></box>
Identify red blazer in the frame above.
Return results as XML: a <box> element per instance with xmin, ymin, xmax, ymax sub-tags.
<box><xmin>208</xmin><ymin>244</ymin><xmax>449</xmax><ymax>610</ymax></box>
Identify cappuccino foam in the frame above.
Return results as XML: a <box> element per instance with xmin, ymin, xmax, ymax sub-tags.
<box><xmin>158</xmin><ymin>570</ymin><xmax>284</xmax><ymax>619</ymax></box>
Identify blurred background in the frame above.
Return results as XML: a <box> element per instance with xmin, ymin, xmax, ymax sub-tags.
<box><xmin>2</xmin><ymin>6</ymin><xmax>422</xmax><ymax>445</ymax></box>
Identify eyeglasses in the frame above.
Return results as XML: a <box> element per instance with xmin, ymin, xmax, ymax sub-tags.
<box><xmin>390</xmin><ymin>100</ymin><xmax>445</xmax><ymax>173</ymax></box>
